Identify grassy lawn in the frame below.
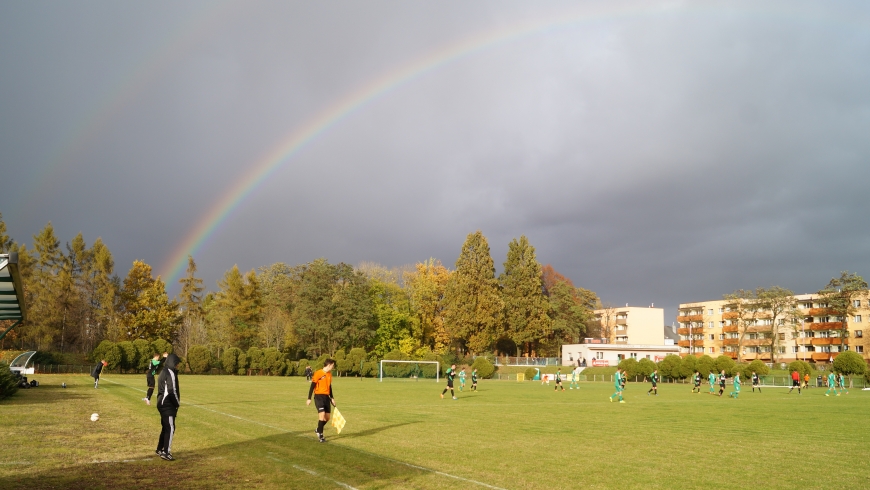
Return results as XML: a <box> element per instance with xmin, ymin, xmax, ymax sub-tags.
<box><xmin>1</xmin><ymin>374</ymin><xmax>868</xmax><ymax>489</ymax></box>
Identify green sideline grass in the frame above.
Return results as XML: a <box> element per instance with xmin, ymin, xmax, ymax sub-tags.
<box><xmin>1</xmin><ymin>375</ymin><xmax>868</xmax><ymax>489</ymax></box>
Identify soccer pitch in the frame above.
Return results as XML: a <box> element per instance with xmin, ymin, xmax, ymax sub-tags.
<box><xmin>1</xmin><ymin>375</ymin><xmax>867</xmax><ymax>489</ymax></box>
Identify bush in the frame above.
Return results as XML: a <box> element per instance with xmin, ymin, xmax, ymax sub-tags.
<box><xmin>637</xmin><ymin>358</ymin><xmax>656</xmax><ymax>379</ymax></box>
<box><xmin>743</xmin><ymin>360</ymin><xmax>769</xmax><ymax>380</ymax></box>
<box><xmin>832</xmin><ymin>351</ymin><xmax>866</xmax><ymax>376</ymax></box>
<box><xmin>680</xmin><ymin>355</ymin><xmax>698</xmax><ymax>379</ymax></box>
<box><xmin>133</xmin><ymin>339</ymin><xmax>153</xmax><ymax>370</ymax></box>
<box><xmin>696</xmin><ymin>355</ymin><xmax>715</xmax><ymax>377</ymax></box>
<box><xmin>151</xmin><ymin>339</ymin><xmax>172</xmax><ymax>356</ymax></box>
<box><xmin>221</xmin><ymin>347</ymin><xmax>245</xmax><ymax>374</ymax></box>
<box><xmin>103</xmin><ymin>343</ymin><xmax>123</xmax><ymax>370</ymax></box>
<box><xmin>787</xmin><ymin>360</ymin><xmax>812</xmax><ymax>378</ymax></box>
<box><xmin>471</xmin><ymin>356</ymin><xmax>495</xmax><ymax>379</ymax></box>
<box><xmin>117</xmin><ymin>341</ymin><xmax>137</xmax><ymax>372</ymax></box>
<box><xmin>260</xmin><ymin>347</ymin><xmax>284</xmax><ymax>375</ymax></box>
<box><xmin>524</xmin><ymin>367</ymin><xmax>538</xmax><ymax>380</ymax></box>
<box><xmin>246</xmin><ymin>347</ymin><xmax>264</xmax><ymax>374</ymax></box>
<box><xmin>0</xmin><ymin>362</ymin><xmax>19</xmax><ymax>400</ymax></box>
<box><xmin>618</xmin><ymin>358</ymin><xmax>639</xmax><ymax>379</ymax></box>
<box><xmin>90</xmin><ymin>340</ymin><xmax>115</xmax><ymax>363</ymax></box>
<box><xmin>714</xmin><ymin>355</ymin><xmax>737</xmax><ymax>376</ymax></box>
<box><xmin>187</xmin><ymin>345</ymin><xmax>213</xmax><ymax>374</ymax></box>
<box><xmin>658</xmin><ymin>355</ymin><xmax>683</xmax><ymax>379</ymax></box>
<box><xmin>346</xmin><ymin>349</ymin><xmax>367</xmax><ymax>376</ymax></box>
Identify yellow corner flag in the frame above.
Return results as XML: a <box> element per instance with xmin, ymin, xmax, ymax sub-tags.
<box><xmin>331</xmin><ymin>407</ymin><xmax>346</xmax><ymax>434</ymax></box>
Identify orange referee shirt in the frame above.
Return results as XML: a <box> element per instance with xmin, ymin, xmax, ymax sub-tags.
<box><xmin>312</xmin><ymin>369</ymin><xmax>332</xmax><ymax>396</ymax></box>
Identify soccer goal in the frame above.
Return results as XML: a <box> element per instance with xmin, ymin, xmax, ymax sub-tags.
<box><xmin>379</xmin><ymin>360</ymin><xmax>440</xmax><ymax>382</ymax></box>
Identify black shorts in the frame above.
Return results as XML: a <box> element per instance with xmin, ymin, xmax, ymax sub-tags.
<box><xmin>694</xmin><ymin>382</ymin><xmax>700</xmax><ymax>387</ymax></box>
<box><xmin>313</xmin><ymin>394</ymin><xmax>331</xmax><ymax>414</ymax></box>
<box><xmin>651</xmin><ymin>382</ymin><xmax>657</xmax><ymax>388</ymax></box>
<box><xmin>446</xmin><ymin>380</ymin><xmax>454</xmax><ymax>388</ymax></box>
<box><xmin>719</xmin><ymin>382</ymin><xmax>725</xmax><ymax>388</ymax></box>
<box><xmin>792</xmin><ymin>379</ymin><xmax>800</xmax><ymax>387</ymax></box>
<box><xmin>146</xmin><ymin>374</ymin><xmax>156</xmax><ymax>388</ymax></box>
<box><xmin>555</xmin><ymin>377</ymin><xmax>562</xmax><ymax>384</ymax></box>
<box><xmin>752</xmin><ymin>380</ymin><xmax>759</xmax><ymax>386</ymax></box>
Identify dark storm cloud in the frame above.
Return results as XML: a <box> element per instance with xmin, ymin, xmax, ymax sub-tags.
<box><xmin>2</xmin><ymin>1</ymin><xmax>869</xmax><ymax>322</ymax></box>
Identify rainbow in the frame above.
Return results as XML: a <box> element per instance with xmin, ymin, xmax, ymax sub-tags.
<box><xmin>159</xmin><ymin>2</ymin><xmax>846</xmax><ymax>286</ymax></box>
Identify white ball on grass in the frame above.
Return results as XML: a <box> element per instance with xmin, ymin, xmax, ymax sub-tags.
<box><xmin>90</xmin><ymin>413</ymin><xmax>100</xmax><ymax>422</ymax></box>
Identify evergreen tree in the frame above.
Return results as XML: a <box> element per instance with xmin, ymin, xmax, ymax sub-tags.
<box><xmin>443</xmin><ymin>231</ymin><xmax>503</xmax><ymax>355</ymax></box>
<box><xmin>26</xmin><ymin>223</ymin><xmax>63</xmax><ymax>350</ymax></box>
<box><xmin>119</xmin><ymin>260</ymin><xmax>180</xmax><ymax>341</ymax></box>
<box><xmin>177</xmin><ymin>255</ymin><xmax>205</xmax><ymax>357</ymax></box>
<box><xmin>84</xmin><ymin>238</ymin><xmax>118</xmax><ymax>346</ymax></box>
<box><xmin>216</xmin><ymin>265</ymin><xmax>263</xmax><ymax>351</ymax></box>
<box><xmin>500</xmin><ymin>236</ymin><xmax>550</xmax><ymax>357</ymax></box>
<box><xmin>0</xmin><ymin>212</ymin><xmax>15</xmax><ymax>253</ymax></box>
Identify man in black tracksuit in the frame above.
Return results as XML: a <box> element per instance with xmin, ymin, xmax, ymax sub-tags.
<box><xmin>156</xmin><ymin>353</ymin><xmax>180</xmax><ymax>461</ymax></box>
<box><xmin>91</xmin><ymin>360</ymin><xmax>107</xmax><ymax>388</ymax></box>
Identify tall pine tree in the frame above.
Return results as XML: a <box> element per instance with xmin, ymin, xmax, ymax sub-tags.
<box><xmin>443</xmin><ymin>231</ymin><xmax>503</xmax><ymax>355</ymax></box>
<box><xmin>500</xmin><ymin>236</ymin><xmax>550</xmax><ymax>357</ymax></box>
<box><xmin>177</xmin><ymin>255</ymin><xmax>205</xmax><ymax>356</ymax></box>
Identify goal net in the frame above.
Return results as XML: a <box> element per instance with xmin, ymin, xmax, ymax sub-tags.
<box><xmin>379</xmin><ymin>360</ymin><xmax>440</xmax><ymax>382</ymax></box>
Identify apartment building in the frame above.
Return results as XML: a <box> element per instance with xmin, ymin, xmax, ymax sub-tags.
<box><xmin>595</xmin><ymin>306</ymin><xmax>665</xmax><ymax>345</ymax></box>
<box><xmin>677</xmin><ymin>293</ymin><xmax>869</xmax><ymax>365</ymax></box>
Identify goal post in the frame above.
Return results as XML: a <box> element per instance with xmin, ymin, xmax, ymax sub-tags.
<box><xmin>379</xmin><ymin>360</ymin><xmax>440</xmax><ymax>382</ymax></box>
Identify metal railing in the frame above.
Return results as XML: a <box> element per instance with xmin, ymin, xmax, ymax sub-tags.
<box><xmin>493</xmin><ymin>357</ymin><xmax>560</xmax><ymax>366</ymax></box>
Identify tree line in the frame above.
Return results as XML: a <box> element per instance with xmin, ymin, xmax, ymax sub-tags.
<box><xmin>0</xmin><ymin>217</ymin><xmax>599</xmax><ymax>361</ymax></box>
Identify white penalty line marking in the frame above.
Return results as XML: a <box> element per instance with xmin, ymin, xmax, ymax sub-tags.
<box><xmin>103</xmin><ymin>377</ymin><xmax>507</xmax><ymax>490</ymax></box>
<box><xmin>267</xmin><ymin>455</ymin><xmax>358</xmax><ymax>490</ymax></box>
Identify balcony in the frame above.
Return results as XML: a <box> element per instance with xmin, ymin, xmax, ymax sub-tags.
<box><xmin>677</xmin><ymin>327</ymin><xmax>704</xmax><ymax>336</ymax></box>
<box><xmin>811</xmin><ymin>352</ymin><xmax>836</xmax><ymax>362</ymax></box>
<box><xmin>677</xmin><ymin>315</ymin><xmax>703</xmax><ymax>323</ymax></box>
<box><xmin>615</xmin><ymin>318</ymin><xmax>627</xmax><ymax>325</ymax></box>
<box><xmin>808</xmin><ymin>322</ymin><xmax>843</xmax><ymax>331</ymax></box>
<box><xmin>724</xmin><ymin>351</ymin><xmax>738</xmax><ymax>359</ymax></box>
<box><xmin>723</xmin><ymin>338</ymin><xmax>738</xmax><ymax>346</ymax></box>
<box><xmin>742</xmin><ymin>338</ymin><xmax>768</xmax><ymax>346</ymax></box>
<box><xmin>722</xmin><ymin>312</ymin><xmax>738</xmax><ymax>320</ymax></box>
<box><xmin>808</xmin><ymin>308</ymin><xmax>835</xmax><ymax>316</ymax></box>
<box><xmin>723</xmin><ymin>326</ymin><xmax>738</xmax><ymax>333</ymax></box>
<box><xmin>810</xmin><ymin>338</ymin><xmax>845</xmax><ymax>346</ymax></box>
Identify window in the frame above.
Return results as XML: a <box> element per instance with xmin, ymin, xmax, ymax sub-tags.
<box><xmin>720</xmin><ymin>321</ymin><xmax>725</xmax><ymax>327</ymax></box>
<box><xmin>854</xmin><ymin>315</ymin><xmax>862</xmax><ymax>323</ymax></box>
<box><xmin>779</xmin><ymin>333</ymin><xmax>785</xmax><ymax>340</ymax></box>
<box><xmin>778</xmin><ymin>347</ymin><xmax>785</xmax><ymax>354</ymax></box>
<box><xmin>709</xmin><ymin>347</ymin><xmax>715</xmax><ymax>353</ymax></box>
<box><xmin>853</xmin><ymin>300</ymin><xmax>861</xmax><ymax>308</ymax></box>
<box><xmin>719</xmin><ymin>334</ymin><xmax>725</xmax><ymax>340</ymax></box>
<box><xmin>710</xmin><ymin>334</ymin><xmax>714</xmax><ymax>340</ymax></box>
<box><xmin>857</xmin><ymin>346</ymin><xmax>864</xmax><ymax>353</ymax></box>
<box><xmin>719</xmin><ymin>308</ymin><xmax>724</xmax><ymax>314</ymax></box>
<box><xmin>708</xmin><ymin>309</ymin><xmax>713</xmax><ymax>315</ymax></box>
<box><xmin>646</xmin><ymin>355</ymin><xmax>650</xmax><ymax>359</ymax></box>
<box><xmin>630</xmin><ymin>352</ymin><xmax>637</xmax><ymax>359</ymax></box>
<box><xmin>856</xmin><ymin>330</ymin><xmax>863</xmax><ymax>338</ymax></box>
<box><xmin>708</xmin><ymin>321</ymin><xmax>714</xmax><ymax>328</ymax></box>
<box><xmin>792</xmin><ymin>346</ymin><xmax>799</xmax><ymax>353</ymax></box>
<box><xmin>596</xmin><ymin>352</ymin><xmax>603</xmax><ymax>360</ymax></box>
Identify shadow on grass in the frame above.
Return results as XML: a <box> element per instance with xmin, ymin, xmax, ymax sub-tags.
<box><xmin>1</xmin><ymin>422</ymin><xmax>434</xmax><ymax>490</ymax></box>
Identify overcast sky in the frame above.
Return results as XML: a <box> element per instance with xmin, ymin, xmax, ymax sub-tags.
<box><xmin>2</xmin><ymin>1</ymin><xmax>869</xmax><ymax>323</ymax></box>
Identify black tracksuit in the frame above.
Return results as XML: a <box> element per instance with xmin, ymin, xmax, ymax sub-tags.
<box><xmin>146</xmin><ymin>357</ymin><xmax>164</xmax><ymax>400</ymax></box>
<box><xmin>91</xmin><ymin>363</ymin><xmax>104</xmax><ymax>388</ymax></box>
<box><xmin>156</xmin><ymin>354</ymin><xmax>181</xmax><ymax>455</ymax></box>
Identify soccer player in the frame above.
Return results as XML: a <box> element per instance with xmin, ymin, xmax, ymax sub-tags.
<box><xmin>838</xmin><ymin>373</ymin><xmax>849</xmax><ymax>395</ymax></box>
<box><xmin>441</xmin><ymin>364</ymin><xmax>457</xmax><ymax>400</ymax></box>
<box><xmin>609</xmin><ymin>368</ymin><xmax>625</xmax><ymax>403</ymax></box>
<box><xmin>143</xmin><ymin>352</ymin><xmax>168</xmax><ymax>405</ymax></box>
<box><xmin>459</xmin><ymin>368</ymin><xmax>467</xmax><ymax>392</ymax></box>
<box><xmin>751</xmin><ymin>371</ymin><xmax>761</xmax><ymax>393</ymax></box>
<box><xmin>647</xmin><ymin>369</ymin><xmax>658</xmax><ymax>396</ymax></box>
<box><xmin>708</xmin><ymin>371</ymin><xmax>716</xmax><ymax>394</ymax></box>
<box><xmin>788</xmin><ymin>370</ymin><xmax>801</xmax><ymax>394</ymax></box>
<box><xmin>729</xmin><ymin>373</ymin><xmax>741</xmax><ymax>398</ymax></box>
<box><xmin>471</xmin><ymin>368</ymin><xmax>478</xmax><ymax>391</ymax></box>
<box><xmin>718</xmin><ymin>370</ymin><xmax>726</xmax><ymax>397</ymax></box>
<box><xmin>824</xmin><ymin>371</ymin><xmax>838</xmax><ymax>396</ymax></box>
<box><xmin>307</xmin><ymin>359</ymin><xmax>336</xmax><ymax>442</ymax></box>
<box><xmin>803</xmin><ymin>373</ymin><xmax>810</xmax><ymax>389</ymax></box>
<box><xmin>569</xmin><ymin>367</ymin><xmax>579</xmax><ymax>390</ymax></box>
<box><xmin>155</xmin><ymin>353</ymin><xmax>181</xmax><ymax>460</ymax></box>
<box><xmin>303</xmin><ymin>365</ymin><xmax>313</xmax><ymax>381</ymax></box>
<box><xmin>554</xmin><ymin>368</ymin><xmax>565</xmax><ymax>392</ymax></box>
<box><xmin>692</xmin><ymin>370</ymin><xmax>702</xmax><ymax>393</ymax></box>
<box><xmin>91</xmin><ymin>360</ymin><xmax>107</xmax><ymax>389</ymax></box>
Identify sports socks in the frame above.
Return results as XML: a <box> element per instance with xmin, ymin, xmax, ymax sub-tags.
<box><xmin>316</xmin><ymin>420</ymin><xmax>326</xmax><ymax>435</ymax></box>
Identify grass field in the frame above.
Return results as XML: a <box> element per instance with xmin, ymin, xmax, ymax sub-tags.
<box><xmin>1</xmin><ymin>374</ymin><xmax>868</xmax><ymax>489</ymax></box>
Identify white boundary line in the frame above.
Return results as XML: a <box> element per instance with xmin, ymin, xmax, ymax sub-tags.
<box><xmin>103</xmin><ymin>377</ymin><xmax>507</xmax><ymax>490</ymax></box>
<box><xmin>266</xmin><ymin>454</ymin><xmax>359</xmax><ymax>490</ymax></box>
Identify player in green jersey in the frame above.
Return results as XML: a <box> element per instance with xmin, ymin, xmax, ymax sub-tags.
<box><xmin>692</xmin><ymin>371</ymin><xmax>702</xmax><ymax>393</ymax></box>
<box><xmin>838</xmin><ymin>373</ymin><xmax>848</xmax><ymax>395</ymax></box>
<box><xmin>471</xmin><ymin>368</ymin><xmax>478</xmax><ymax>391</ymax></box>
<box><xmin>459</xmin><ymin>369</ymin><xmax>467</xmax><ymax>392</ymax></box>
<box><xmin>554</xmin><ymin>368</ymin><xmax>565</xmax><ymax>392</ymax></box>
<box><xmin>609</xmin><ymin>368</ymin><xmax>625</xmax><ymax>403</ymax></box>
<box><xmin>441</xmin><ymin>364</ymin><xmax>457</xmax><ymax>399</ymax></box>
<box><xmin>569</xmin><ymin>368</ymin><xmax>579</xmax><ymax>390</ymax></box>
<box><xmin>729</xmin><ymin>373</ymin><xmax>741</xmax><ymax>398</ymax></box>
<box><xmin>825</xmin><ymin>371</ymin><xmax>837</xmax><ymax>397</ymax></box>
<box><xmin>647</xmin><ymin>369</ymin><xmax>658</xmax><ymax>396</ymax></box>
<box><xmin>708</xmin><ymin>372</ymin><xmax>716</xmax><ymax>394</ymax></box>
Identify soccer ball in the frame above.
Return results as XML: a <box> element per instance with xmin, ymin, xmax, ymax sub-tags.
<box><xmin>90</xmin><ymin>413</ymin><xmax>100</xmax><ymax>422</ymax></box>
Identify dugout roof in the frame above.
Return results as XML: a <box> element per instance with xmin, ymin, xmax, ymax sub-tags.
<box><xmin>0</xmin><ymin>252</ymin><xmax>26</xmax><ymax>322</ymax></box>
